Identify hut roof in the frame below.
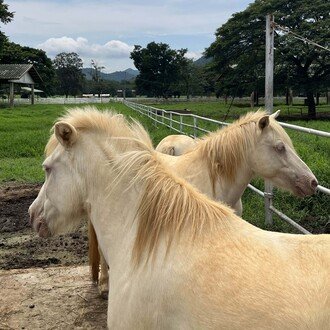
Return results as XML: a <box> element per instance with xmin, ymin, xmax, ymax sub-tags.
<box><xmin>0</xmin><ymin>64</ymin><xmax>43</xmax><ymax>84</ymax></box>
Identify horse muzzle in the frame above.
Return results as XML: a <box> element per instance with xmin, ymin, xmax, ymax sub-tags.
<box><xmin>294</xmin><ymin>176</ymin><xmax>318</xmax><ymax>197</ymax></box>
<box><xmin>28</xmin><ymin>206</ymin><xmax>51</xmax><ymax>238</ymax></box>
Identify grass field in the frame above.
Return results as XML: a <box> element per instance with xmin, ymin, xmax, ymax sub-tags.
<box><xmin>0</xmin><ymin>103</ymin><xmax>172</xmax><ymax>183</ymax></box>
<box><xmin>0</xmin><ymin>101</ymin><xmax>329</xmax><ymax>234</ymax></box>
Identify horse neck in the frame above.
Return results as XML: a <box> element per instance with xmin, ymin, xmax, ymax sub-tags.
<box><xmin>181</xmin><ymin>134</ymin><xmax>255</xmax><ymax>211</ymax></box>
<box><xmin>216</xmin><ymin>163</ymin><xmax>254</xmax><ymax>213</ymax></box>
<box><xmin>83</xmin><ymin>137</ymin><xmax>140</xmax><ymax>271</ymax></box>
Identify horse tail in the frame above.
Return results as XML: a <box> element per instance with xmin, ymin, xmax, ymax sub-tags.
<box><xmin>88</xmin><ymin>219</ymin><xmax>100</xmax><ymax>283</ymax></box>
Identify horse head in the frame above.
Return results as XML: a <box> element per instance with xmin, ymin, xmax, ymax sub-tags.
<box><xmin>250</xmin><ymin>110</ymin><xmax>318</xmax><ymax>197</ymax></box>
<box><xmin>29</xmin><ymin>121</ymin><xmax>88</xmax><ymax>237</ymax></box>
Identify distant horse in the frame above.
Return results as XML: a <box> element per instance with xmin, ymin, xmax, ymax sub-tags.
<box><xmin>91</xmin><ymin>109</ymin><xmax>318</xmax><ymax>295</ymax></box>
<box><xmin>29</xmin><ymin>109</ymin><xmax>330</xmax><ymax>329</ymax></box>
<box><xmin>156</xmin><ymin>134</ymin><xmax>198</xmax><ymax>155</ymax></box>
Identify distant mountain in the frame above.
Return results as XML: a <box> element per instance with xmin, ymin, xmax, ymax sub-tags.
<box><xmin>82</xmin><ymin>58</ymin><xmax>210</xmax><ymax>82</ymax></box>
<box><xmin>82</xmin><ymin>68</ymin><xmax>139</xmax><ymax>82</ymax></box>
<box><xmin>193</xmin><ymin>56</ymin><xmax>212</xmax><ymax>67</ymax></box>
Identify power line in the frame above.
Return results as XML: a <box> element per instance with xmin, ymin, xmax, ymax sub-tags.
<box><xmin>273</xmin><ymin>22</ymin><xmax>330</xmax><ymax>53</ymax></box>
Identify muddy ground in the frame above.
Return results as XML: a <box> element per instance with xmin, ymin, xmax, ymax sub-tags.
<box><xmin>0</xmin><ymin>183</ymin><xmax>107</xmax><ymax>329</ymax></box>
<box><xmin>0</xmin><ymin>183</ymin><xmax>89</xmax><ymax>270</ymax></box>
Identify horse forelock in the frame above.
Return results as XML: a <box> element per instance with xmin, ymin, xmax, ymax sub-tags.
<box><xmin>199</xmin><ymin>110</ymin><xmax>293</xmax><ymax>195</ymax></box>
<box><xmin>110</xmin><ymin>145</ymin><xmax>234</xmax><ymax>266</ymax></box>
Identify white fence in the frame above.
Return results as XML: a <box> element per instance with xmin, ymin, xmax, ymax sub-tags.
<box><xmin>3</xmin><ymin>96</ymin><xmax>328</xmax><ymax>107</ymax></box>
<box><xmin>1</xmin><ymin>97</ymin><xmax>111</xmax><ymax>105</ymax></box>
<box><xmin>123</xmin><ymin>99</ymin><xmax>330</xmax><ymax>234</ymax></box>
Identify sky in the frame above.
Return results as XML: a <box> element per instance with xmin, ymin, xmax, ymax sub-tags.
<box><xmin>2</xmin><ymin>0</ymin><xmax>252</xmax><ymax>73</ymax></box>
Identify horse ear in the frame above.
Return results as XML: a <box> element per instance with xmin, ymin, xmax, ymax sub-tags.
<box><xmin>270</xmin><ymin>110</ymin><xmax>281</xmax><ymax>119</ymax></box>
<box><xmin>54</xmin><ymin>122</ymin><xmax>78</xmax><ymax>147</ymax></box>
<box><xmin>258</xmin><ymin>116</ymin><xmax>270</xmax><ymax>130</ymax></box>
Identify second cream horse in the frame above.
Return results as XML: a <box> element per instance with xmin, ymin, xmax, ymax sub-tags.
<box><xmin>156</xmin><ymin>134</ymin><xmax>198</xmax><ymax>155</ymax></box>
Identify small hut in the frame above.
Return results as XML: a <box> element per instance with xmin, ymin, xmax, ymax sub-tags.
<box><xmin>0</xmin><ymin>64</ymin><xmax>43</xmax><ymax>107</ymax></box>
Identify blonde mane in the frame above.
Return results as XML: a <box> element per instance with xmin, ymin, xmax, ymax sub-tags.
<box><xmin>45</xmin><ymin>106</ymin><xmax>153</xmax><ymax>156</ymax></box>
<box><xmin>110</xmin><ymin>128</ymin><xmax>234</xmax><ymax>265</ymax></box>
<box><xmin>198</xmin><ymin>110</ymin><xmax>294</xmax><ymax>195</ymax></box>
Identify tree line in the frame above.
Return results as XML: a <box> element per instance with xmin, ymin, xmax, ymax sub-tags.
<box><xmin>1</xmin><ymin>0</ymin><xmax>329</xmax><ymax>118</ymax></box>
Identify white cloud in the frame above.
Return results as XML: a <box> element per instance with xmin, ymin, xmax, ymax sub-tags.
<box><xmin>37</xmin><ymin>37</ymin><xmax>88</xmax><ymax>54</ymax></box>
<box><xmin>37</xmin><ymin>37</ymin><xmax>133</xmax><ymax>58</ymax></box>
<box><xmin>185</xmin><ymin>51</ymin><xmax>203</xmax><ymax>60</ymax></box>
<box><xmin>37</xmin><ymin>37</ymin><xmax>135</xmax><ymax>69</ymax></box>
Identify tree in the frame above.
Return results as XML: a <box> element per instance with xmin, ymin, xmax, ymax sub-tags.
<box><xmin>83</xmin><ymin>79</ymin><xmax>119</xmax><ymax>97</ymax></box>
<box><xmin>178</xmin><ymin>61</ymin><xmax>206</xmax><ymax>98</ymax></box>
<box><xmin>1</xmin><ymin>41</ymin><xmax>56</xmax><ymax>95</ymax></box>
<box><xmin>130</xmin><ymin>42</ymin><xmax>189</xmax><ymax>98</ymax></box>
<box><xmin>90</xmin><ymin>59</ymin><xmax>105</xmax><ymax>97</ymax></box>
<box><xmin>53</xmin><ymin>52</ymin><xmax>85</xmax><ymax>97</ymax></box>
<box><xmin>0</xmin><ymin>0</ymin><xmax>12</xmax><ymax>23</ymax></box>
<box><xmin>205</xmin><ymin>0</ymin><xmax>330</xmax><ymax>118</ymax></box>
<box><xmin>0</xmin><ymin>0</ymin><xmax>14</xmax><ymax>54</ymax></box>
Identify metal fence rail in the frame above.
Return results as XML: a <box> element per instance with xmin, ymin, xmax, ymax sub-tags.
<box><xmin>123</xmin><ymin>99</ymin><xmax>329</xmax><ymax>234</ymax></box>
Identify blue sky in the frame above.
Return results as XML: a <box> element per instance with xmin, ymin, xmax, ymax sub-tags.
<box><xmin>2</xmin><ymin>0</ymin><xmax>252</xmax><ymax>72</ymax></box>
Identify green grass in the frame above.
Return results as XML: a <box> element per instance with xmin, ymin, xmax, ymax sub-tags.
<box><xmin>0</xmin><ymin>101</ymin><xmax>329</xmax><ymax>234</ymax></box>
<box><xmin>148</xmin><ymin>100</ymin><xmax>330</xmax><ymax>119</ymax></box>
<box><xmin>0</xmin><ymin>103</ymin><xmax>172</xmax><ymax>183</ymax></box>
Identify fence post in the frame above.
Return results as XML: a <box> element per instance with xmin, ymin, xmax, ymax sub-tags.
<box><xmin>170</xmin><ymin>113</ymin><xmax>173</xmax><ymax>129</ymax></box>
<box><xmin>193</xmin><ymin>117</ymin><xmax>198</xmax><ymax>137</ymax></box>
<box><xmin>264</xmin><ymin>14</ymin><xmax>275</xmax><ymax>225</ymax></box>
<box><xmin>180</xmin><ymin>115</ymin><xmax>183</xmax><ymax>133</ymax></box>
<box><xmin>154</xmin><ymin>109</ymin><xmax>157</xmax><ymax>127</ymax></box>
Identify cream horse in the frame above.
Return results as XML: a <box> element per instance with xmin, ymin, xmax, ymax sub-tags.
<box><xmin>29</xmin><ymin>110</ymin><xmax>330</xmax><ymax>329</ymax></box>
<box><xmin>156</xmin><ymin>110</ymin><xmax>318</xmax><ymax>215</ymax></box>
<box><xmin>91</xmin><ymin>109</ymin><xmax>318</xmax><ymax>295</ymax></box>
<box><xmin>155</xmin><ymin>134</ymin><xmax>198</xmax><ymax>155</ymax></box>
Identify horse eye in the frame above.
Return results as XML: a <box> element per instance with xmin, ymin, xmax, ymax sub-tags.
<box><xmin>275</xmin><ymin>142</ymin><xmax>285</xmax><ymax>153</ymax></box>
<box><xmin>43</xmin><ymin>165</ymin><xmax>51</xmax><ymax>174</ymax></box>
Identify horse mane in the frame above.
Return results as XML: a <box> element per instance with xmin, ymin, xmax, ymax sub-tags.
<box><xmin>45</xmin><ymin>106</ymin><xmax>153</xmax><ymax>156</ymax></box>
<box><xmin>198</xmin><ymin>110</ymin><xmax>293</xmax><ymax>195</ymax></box>
<box><xmin>110</xmin><ymin>129</ymin><xmax>234</xmax><ymax>265</ymax></box>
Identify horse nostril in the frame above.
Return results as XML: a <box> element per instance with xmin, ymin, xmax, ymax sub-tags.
<box><xmin>311</xmin><ymin>179</ymin><xmax>318</xmax><ymax>190</ymax></box>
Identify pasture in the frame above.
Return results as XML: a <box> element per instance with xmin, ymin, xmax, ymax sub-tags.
<box><xmin>0</xmin><ymin>101</ymin><xmax>329</xmax><ymax>234</ymax></box>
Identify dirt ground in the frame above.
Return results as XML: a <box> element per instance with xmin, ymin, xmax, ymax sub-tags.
<box><xmin>0</xmin><ymin>183</ymin><xmax>107</xmax><ymax>329</ymax></box>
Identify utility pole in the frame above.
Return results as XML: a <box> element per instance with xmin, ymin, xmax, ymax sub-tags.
<box><xmin>264</xmin><ymin>14</ymin><xmax>274</xmax><ymax>226</ymax></box>
<box><xmin>265</xmin><ymin>14</ymin><xmax>274</xmax><ymax>113</ymax></box>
